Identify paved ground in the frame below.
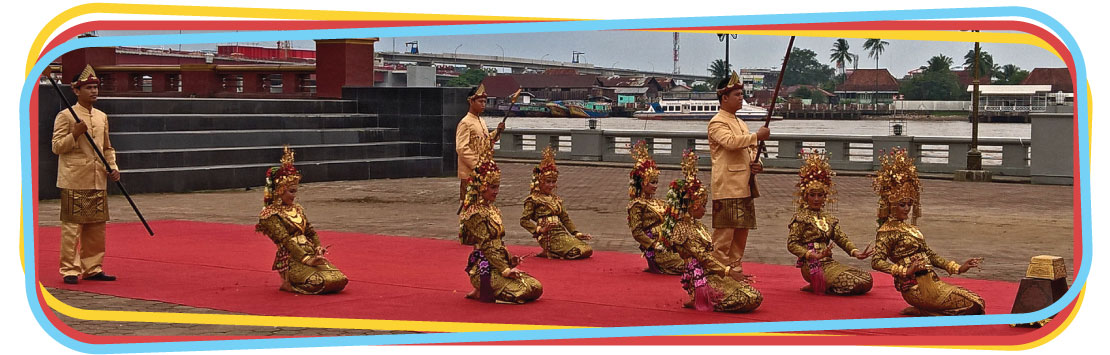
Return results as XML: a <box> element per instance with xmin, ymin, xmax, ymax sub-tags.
<box><xmin>36</xmin><ymin>162</ymin><xmax>1075</xmax><ymax>337</ymax></box>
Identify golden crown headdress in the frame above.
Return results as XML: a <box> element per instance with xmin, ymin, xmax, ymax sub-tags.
<box><xmin>628</xmin><ymin>140</ymin><xmax>660</xmax><ymax>198</ymax></box>
<box><xmin>263</xmin><ymin>146</ymin><xmax>302</xmax><ymax>205</ymax></box>
<box><xmin>796</xmin><ymin>150</ymin><xmax>837</xmax><ymax>208</ymax></box>
<box><xmin>462</xmin><ymin>134</ymin><xmax>500</xmax><ymax>209</ymax></box>
<box><xmin>662</xmin><ymin>150</ymin><xmax>707</xmax><ymax>225</ymax></box>
<box><xmin>71</xmin><ymin>64</ymin><xmax>100</xmax><ymax>88</ymax></box>
<box><xmin>468</xmin><ymin>83</ymin><xmax>488</xmax><ymax>100</ymax></box>
<box><xmin>716</xmin><ymin>70</ymin><xmax>743</xmax><ymax>95</ymax></box>
<box><xmin>530</xmin><ymin>145</ymin><xmax>559</xmax><ymax>193</ymax></box>
<box><xmin>872</xmin><ymin>148</ymin><xmax>922</xmax><ymax>224</ymax></box>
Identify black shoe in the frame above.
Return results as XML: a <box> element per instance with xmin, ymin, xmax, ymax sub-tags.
<box><xmin>63</xmin><ymin>276</ymin><xmax>78</xmax><ymax>284</ymax></box>
<box><xmin>83</xmin><ymin>272</ymin><xmax>116</xmax><ymax>281</ymax></box>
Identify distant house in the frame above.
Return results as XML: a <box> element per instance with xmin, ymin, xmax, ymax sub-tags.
<box><xmin>834</xmin><ymin>69</ymin><xmax>900</xmax><ymax>104</ymax></box>
<box><xmin>600</xmin><ymin>76</ymin><xmax>666</xmax><ymax>101</ymax></box>
<box><xmin>479</xmin><ymin>73</ymin><xmax>602</xmax><ymax>101</ymax></box>
<box><xmin>1021</xmin><ymin>68</ymin><xmax>1073</xmax><ymax>104</ymax></box>
<box><xmin>968</xmin><ymin>85</ymin><xmax>1053</xmax><ymax>113</ymax></box>
<box><xmin>613</xmin><ymin>87</ymin><xmax>650</xmax><ymax>106</ymax></box>
<box><xmin>783</xmin><ymin>85</ymin><xmax>837</xmax><ymax>104</ymax></box>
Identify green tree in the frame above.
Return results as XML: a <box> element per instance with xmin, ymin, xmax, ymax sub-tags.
<box><xmin>901</xmin><ymin>56</ymin><xmax>962</xmax><ymax>100</ymax></box>
<box><xmin>708</xmin><ymin>59</ymin><xmax>732</xmax><ymax>87</ymax></box>
<box><xmin>781</xmin><ymin>48</ymin><xmax>836</xmax><ymax>87</ymax></box>
<box><xmin>828</xmin><ymin>38</ymin><xmax>856</xmax><ymax>77</ymax></box>
<box><xmin>963</xmin><ymin>49</ymin><xmax>999</xmax><ymax>82</ymax></box>
<box><xmin>863</xmin><ymin>38</ymin><xmax>890</xmax><ymax>69</ymax></box>
<box><xmin>994</xmin><ymin>64</ymin><xmax>1030</xmax><ymax>84</ymax></box>
<box><xmin>691</xmin><ymin>82</ymin><xmax>713</xmax><ymax>92</ymax></box>
<box><xmin>923</xmin><ymin>54</ymin><xmax>953</xmax><ymax>73</ymax></box>
<box><xmin>445</xmin><ymin>68</ymin><xmax>488</xmax><ymax>87</ymax></box>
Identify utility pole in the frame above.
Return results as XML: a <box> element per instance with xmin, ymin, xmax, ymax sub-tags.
<box><xmin>673</xmin><ymin>32</ymin><xmax>680</xmax><ymax>74</ymax></box>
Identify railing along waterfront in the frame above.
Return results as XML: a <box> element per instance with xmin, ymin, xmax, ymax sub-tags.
<box><xmin>495</xmin><ymin>128</ymin><xmax>1031</xmax><ymax>176</ymax></box>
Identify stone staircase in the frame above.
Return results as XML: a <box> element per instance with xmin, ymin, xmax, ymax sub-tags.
<box><xmin>87</xmin><ymin>97</ymin><xmax>441</xmax><ymax>195</ymax></box>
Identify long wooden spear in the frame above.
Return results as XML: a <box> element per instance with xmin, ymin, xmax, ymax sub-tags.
<box><xmin>756</xmin><ymin>36</ymin><xmax>796</xmax><ymax>158</ymax></box>
<box><xmin>45</xmin><ymin>75</ymin><xmax>154</xmax><ymax>236</ymax></box>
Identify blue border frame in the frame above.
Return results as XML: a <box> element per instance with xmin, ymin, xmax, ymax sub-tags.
<box><xmin>20</xmin><ymin>6</ymin><xmax>1089</xmax><ymax>353</ymax></box>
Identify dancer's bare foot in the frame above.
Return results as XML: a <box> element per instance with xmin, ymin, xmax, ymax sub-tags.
<box><xmin>683</xmin><ymin>298</ymin><xmax>694</xmax><ymax>309</ymax></box>
<box><xmin>800</xmin><ymin>284</ymin><xmax>813</xmax><ymax>292</ymax></box>
<box><xmin>465</xmin><ymin>289</ymin><xmax>479</xmax><ymax>299</ymax></box>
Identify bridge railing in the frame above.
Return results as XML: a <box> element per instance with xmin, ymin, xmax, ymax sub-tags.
<box><xmin>495</xmin><ymin>128</ymin><xmax>1032</xmax><ymax>176</ymax></box>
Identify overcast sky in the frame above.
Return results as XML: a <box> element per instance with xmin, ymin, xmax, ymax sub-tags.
<box><xmin>100</xmin><ymin>30</ymin><xmax>1066</xmax><ymax>78</ymax></box>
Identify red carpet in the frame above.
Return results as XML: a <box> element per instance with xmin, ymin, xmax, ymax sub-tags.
<box><xmin>35</xmin><ymin>221</ymin><xmax>1034</xmax><ymax>337</ymax></box>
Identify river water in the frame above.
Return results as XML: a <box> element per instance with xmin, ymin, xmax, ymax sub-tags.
<box><xmin>485</xmin><ymin>116</ymin><xmax>1031</xmax><ymax>139</ymax></box>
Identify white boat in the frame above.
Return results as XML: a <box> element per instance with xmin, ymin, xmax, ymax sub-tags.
<box><xmin>633</xmin><ymin>92</ymin><xmax>771</xmax><ymax>121</ymax></box>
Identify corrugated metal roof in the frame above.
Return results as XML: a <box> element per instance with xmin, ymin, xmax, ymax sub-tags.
<box><xmin>614</xmin><ymin>87</ymin><xmax>649</xmax><ymax>94</ymax></box>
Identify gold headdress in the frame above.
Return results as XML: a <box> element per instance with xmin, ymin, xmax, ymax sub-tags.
<box><xmin>628</xmin><ymin>140</ymin><xmax>660</xmax><ymax>198</ymax></box>
<box><xmin>716</xmin><ymin>70</ymin><xmax>743</xmax><ymax>95</ymax></box>
<box><xmin>468</xmin><ymin>83</ymin><xmax>488</xmax><ymax>101</ymax></box>
<box><xmin>264</xmin><ymin>146</ymin><xmax>302</xmax><ymax>206</ymax></box>
<box><xmin>661</xmin><ymin>150</ymin><xmax>707</xmax><ymax>237</ymax></box>
<box><xmin>530</xmin><ymin>145</ymin><xmax>558</xmax><ymax>194</ymax></box>
<box><xmin>462</xmin><ymin>134</ymin><xmax>500</xmax><ymax>209</ymax></box>
<box><xmin>796</xmin><ymin>150</ymin><xmax>837</xmax><ymax>209</ymax></box>
<box><xmin>872</xmin><ymin>148</ymin><xmax>922</xmax><ymax>224</ymax></box>
<box><xmin>71</xmin><ymin>64</ymin><xmax>100</xmax><ymax>88</ymax></box>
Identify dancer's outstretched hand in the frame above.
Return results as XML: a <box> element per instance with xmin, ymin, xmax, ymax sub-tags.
<box><xmin>852</xmin><ymin>243</ymin><xmax>875</xmax><ymax>259</ymax></box>
<box><xmin>959</xmin><ymin>257</ymin><xmax>983</xmax><ymax>274</ymax></box>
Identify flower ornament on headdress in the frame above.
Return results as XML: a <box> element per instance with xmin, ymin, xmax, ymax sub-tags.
<box><xmin>795</xmin><ymin>149</ymin><xmax>837</xmax><ymax>210</ymax></box>
<box><xmin>263</xmin><ymin>146</ymin><xmax>302</xmax><ymax>206</ymax></box>
<box><xmin>660</xmin><ymin>150</ymin><xmax>706</xmax><ymax>246</ymax></box>
<box><xmin>716</xmin><ymin>70</ymin><xmax>743</xmax><ymax>95</ymax></box>
<box><xmin>530</xmin><ymin>145</ymin><xmax>559</xmax><ymax>194</ymax></box>
<box><xmin>462</xmin><ymin>134</ymin><xmax>500</xmax><ymax>210</ymax></box>
<box><xmin>468</xmin><ymin>83</ymin><xmax>488</xmax><ymax>101</ymax></box>
<box><xmin>628</xmin><ymin>140</ymin><xmax>660</xmax><ymax>198</ymax></box>
<box><xmin>872</xmin><ymin>148</ymin><xmax>922</xmax><ymax>225</ymax></box>
<box><xmin>71</xmin><ymin>64</ymin><xmax>100</xmax><ymax>88</ymax></box>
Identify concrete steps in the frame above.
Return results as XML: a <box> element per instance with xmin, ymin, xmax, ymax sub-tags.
<box><xmin>116</xmin><ymin>142</ymin><xmax>425</xmax><ymax>169</ymax></box>
<box><xmin>95</xmin><ymin>97</ymin><xmax>358</xmax><ymax>115</ymax></box>
<box><xmin>117</xmin><ymin>156</ymin><xmax>442</xmax><ymax>194</ymax></box>
<box><xmin>111</xmin><ymin>127</ymin><xmax>401</xmax><ymax>150</ymax></box>
<box><xmin>108</xmin><ymin>113</ymin><xmax>379</xmax><ymax>132</ymax></box>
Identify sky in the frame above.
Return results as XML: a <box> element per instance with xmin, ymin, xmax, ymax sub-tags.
<box><xmin>100</xmin><ymin>29</ymin><xmax>1066</xmax><ymax>79</ymax></box>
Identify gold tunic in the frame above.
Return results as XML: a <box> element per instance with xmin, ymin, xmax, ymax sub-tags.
<box><xmin>871</xmin><ymin>220</ymin><xmax>985</xmax><ymax>316</ymax></box>
<box><xmin>256</xmin><ymin>203</ymin><xmax>348</xmax><ymax>295</ymax></box>
<box><xmin>520</xmin><ymin>194</ymin><xmax>593</xmax><ymax>259</ymax></box>
<box><xmin>670</xmin><ymin>218</ymin><xmax>762</xmax><ymax>313</ymax></box>
<box><xmin>461</xmin><ymin>204</ymin><xmax>543</xmax><ymax>303</ymax></box>
<box><xmin>627</xmin><ymin>198</ymin><xmax>684</xmax><ymax>274</ymax></box>
<box><xmin>787</xmin><ymin>209</ymin><xmax>872</xmax><ymax>295</ymax></box>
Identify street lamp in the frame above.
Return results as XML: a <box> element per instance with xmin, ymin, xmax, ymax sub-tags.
<box><xmin>717</xmin><ymin>33</ymin><xmax>737</xmax><ymax>71</ymax></box>
<box><xmin>495</xmin><ymin>44</ymin><xmax>505</xmax><ymax>58</ymax></box>
<box><xmin>968</xmin><ymin>30</ymin><xmax>982</xmax><ymax>171</ymax></box>
<box><xmin>541</xmin><ymin>53</ymin><xmax>550</xmax><ymax>61</ymax></box>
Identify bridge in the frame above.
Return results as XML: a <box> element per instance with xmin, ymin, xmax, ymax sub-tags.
<box><xmin>377</xmin><ymin>51</ymin><xmax>713</xmax><ymax>83</ymax></box>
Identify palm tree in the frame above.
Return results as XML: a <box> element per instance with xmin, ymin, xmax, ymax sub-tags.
<box><xmin>829</xmin><ymin>38</ymin><xmax>855</xmax><ymax>77</ymax></box>
<box><xmin>708</xmin><ymin>59</ymin><xmax>731</xmax><ymax>87</ymax></box>
<box><xmin>925</xmin><ymin>54</ymin><xmax>953</xmax><ymax>73</ymax></box>
<box><xmin>994</xmin><ymin>64</ymin><xmax>1029</xmax><ymax>85</ymax></box>
<box><xmin>863</xmin><ymin>38</ymin><xmax>890</xmax><ymax>69</ymax></box>
<box><xmin>963</xmin><ymin>49</ymin><xmax>999</xmax><ymax>82</ymax></box>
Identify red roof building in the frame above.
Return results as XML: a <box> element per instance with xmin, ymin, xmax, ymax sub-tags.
<box><xmin>1021</xmin><ymin>68</ymin><xmax>1073</xmax><ymax>93</ymax></box>
<box><xmin>834</xmin><ymin>69</ymin><xmax>900</xmax><ymax>104</ymax></box>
